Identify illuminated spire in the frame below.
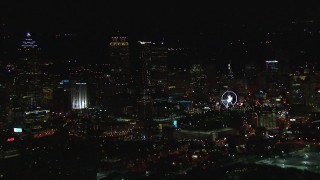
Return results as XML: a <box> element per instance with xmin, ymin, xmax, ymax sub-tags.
<box><xmin>21</xmin><ymin>32</ymin><xmax>38</xmax><ymax>49</ymax></box>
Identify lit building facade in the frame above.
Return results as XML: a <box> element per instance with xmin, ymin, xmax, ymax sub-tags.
<box><xmin>16</xmin><ymin>32</ymin><xmax>42</xmax><ymax>109</ymax></box>
<box><xmin>138</xmin><ymin>41</ymin><xmax>152</xmax><ymax>88</ymax></box>
<box><xmin>109</xmin><ymin>37</ymin><xmax>130</xmax><ymax>76</ymax></box>
<box><xmin>265</xmin><ymin>60</ymin><xmax>278</xmax><ymax>72</ymax></box>
<box><xmin>190</xmin><ymin>64</ymin><xmax>206</xmax><ymax>93</ymax></box>
<box><xmin>18</xmin><ymin>32</ymin><xmax>41</xmax><ymax>70</ymax></box>
<box><xmin>289</xmin><ymin>70</ymin><xmax>320</xmax><ymax>109</ymax></box>
<box><xmin>264</xmin><ymin>60</ymin><xmax>281</xmax><ymax>98</ymax></box>
<box><xmin>71</xmin><ymin>82</ymin><xmax>88</xmax><ymax>110</ymax></box>
<box><xmin>109</xmin><ymin>36</ymin><xmax>130</xmax><ymax>94</ymax></box>
<box><xmin>258</xmin><ymin>112</ymin><xmax>277</xmax><ymax>129</ymax></box>
<box><xmin>150</xmin><ymin>43</ymin><xmax>168</xmax><ymax>86</ymax></box>
<box><xmin>137</xmin><ymin>41</ymin><xmax>168</xmax><ymax>94</ymax></box>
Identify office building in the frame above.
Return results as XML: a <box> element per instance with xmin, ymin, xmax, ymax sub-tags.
<box><xmin>16</xmin><ymin>32</ymin><xmax>42</xmax><ymax>109</ymax></box>
<box><xmin>109</xmin><ymin>36</ymin><xmax>130</xmax><ymax>94</ymax></box>
<box><xmin>71</xmin><ymin>82</ymin><xmax>88</xmax><ymax>110</ymax></box>
<box><xmin>138</xmin><ymin>41</ymin><xmax>152</xmax><ymax>88</ymax></box>
<box><xmin>150</xmin><ymin>42</ymin><xmax>168</xmax><ymax>86</ymax></box>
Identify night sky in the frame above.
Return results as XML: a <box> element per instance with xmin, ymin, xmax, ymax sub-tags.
<box><xmin>1</xmin><ymin>1</ymin><xmax>320</xmax><ymax>65</ymax></box>
<box><xmin>2</xmin><ymin>1</ymin><xmax>320</xmax><ymax>35</ymax></box>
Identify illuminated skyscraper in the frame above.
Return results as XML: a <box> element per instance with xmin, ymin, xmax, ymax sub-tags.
<box><xmin>264</xmin><ymin>60</ymin><xmax>280</xmax><ymax>97</ymax></box>
<box><xmin>16</xmin><ymin>32</ymin><xmax>42</xmax><ymax>109</ymax></box>
<box><xmin>71</xmin><ymin>82</ymin><xmax>88</xmax><ymax>110</ymax></box>
<box><xmin>150</xmin><ymin>42</ymin><xmax>168</xmax><ymax>86</ymax></box>
<box><xmin>138</xmin><ymin>41</ymin><xmax>152</xmax><ymax>87</ymax></box>
<box><xmin>244</xmin><ymin>63</ymin><xmax>258</xmax><ymax>92</ymax></box>
<box><xmin>289</xmin><ymin>66</ymin><xmax>320</xmax><ymax>108</ymax></box>
<box><xmin>265</xmin><ymin>60</ymin><xmax>278</xmax><ymax>72</ymax></box>
<box><xmin>190</xmin><ymin>64</ymin><xmax>206</xmax><ymax>92</ymax></box>
<box><xmin>109</xmin><ymin>36</ymin><xmax>130</xmax><ymax>94</ymax></box>
<box><xmin>18</xmin><ymin>32</ymin><xmax>41</xmax><ymax>61</ymax></box>
<box><xmin>137</xmin><ymin>41</ymin><xmax>168</xmax><ymax>94</ymax></box>
<box><xmin>227</xmin><ymin>61</ymin><xmax>234</xmax><ymax>79</ymax></box>
<box><xmin>109</xmin><ymin>36</ymin><xmax>130</xmax><ymax>75</ymax></box>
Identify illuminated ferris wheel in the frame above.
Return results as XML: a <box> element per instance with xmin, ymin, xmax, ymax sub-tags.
<box><xmin>221</xmin><ymin>91</ymin><xmax>237</xmax><ymax>108</ymax></box>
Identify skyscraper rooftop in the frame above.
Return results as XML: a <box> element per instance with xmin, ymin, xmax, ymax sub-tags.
<box><xmin>21</xmin><ymin>32</ymin><xmax>38</xmax><ymax>49</ymax></box>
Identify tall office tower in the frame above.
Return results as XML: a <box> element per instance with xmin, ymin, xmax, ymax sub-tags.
<box><xmin>18</xmin><ymin>32</ymin><xmax>41</xmax><ymax>61</ymax></box>
<box><xmin>264</xmin><ymin>60</ymin><xmax>280</xmax><ymax>97</ymax></box>
<box><xmin>244</xmin><ymin>63</ymin><xmax>258</xmax><ymax>91</ymax></box>
<box><xmin>150</xmin><ymin>42</ymin><xmax>168</xmax><ymax>87</ymax></box>
<box><xmin>138</xmin><ymin>41</ymin><xmax>152</xmax><ymax>88</ymax></box>
<box><xmin>17</xmin><ymin>32</ymin><xmax>42</xmax><ymax>109</ymax></box>
<box><xmin>265</xmin><ymin>60</ymin><xmax>278</xmax><ymax>72</ymax></box>
<box><xmin>289</xmin><ymin>65</ymin><xmax>320</xmax><ymax>108</ymax></box>
<box><xmin>71</xmin><ymin>82</ymin><xmax>88</xmax><ymax>110</ymax></box>
<box><xmin>52</xmin><ymin>80</ymin><xmax>71</xmax><ymax>112</ymax></box>
<box><xmin>109</xmin><ymin>37</ymin><xmax>130</xmax><ymax>76</ymax></box>
<box><xmin>109</xmin><ymin>36</ymin><xmax>130</xmax><ymax>94</ymax></box>
<box><xmin>190</xmin><ymin>64</ymin><xmax>206</xmax><ymax>93</ymax></box>
<box><xmin>227</xmin><ymin>61</ymin><xmax>234</xmax><ymax>79</ymax></box>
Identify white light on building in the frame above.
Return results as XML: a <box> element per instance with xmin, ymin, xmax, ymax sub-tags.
<box><xmin>72</xmin><ymin>82</ymin><xmax>88</xmax><ymax>109</ymax></box>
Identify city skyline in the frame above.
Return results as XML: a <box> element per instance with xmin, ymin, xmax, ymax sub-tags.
<box><xmin>2</xmin><ymin>1</ymin><xmax>320</xmax><ymax>66</ymax></box>
<box><xmin>2</xmin><ymin>2</ymin><xmax>320</xmax><ymax>179</ymax></box>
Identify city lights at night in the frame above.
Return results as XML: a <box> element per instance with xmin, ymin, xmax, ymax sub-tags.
<box><xmin>1</xmin><ymin>1</ymin><xmax>320</xmax><ymax>179</ymax></box>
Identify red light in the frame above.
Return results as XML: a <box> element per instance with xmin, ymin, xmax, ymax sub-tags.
<box><xmin>7</xmin><ymin>137</ymin><xmax>15</xmax><ymax>142</ymax></box>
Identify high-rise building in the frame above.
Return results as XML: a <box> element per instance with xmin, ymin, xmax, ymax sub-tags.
<box><xmin>53</xmin><ymin>87</ymin><xmax>71</xmax><ymax>113</ymax></box>
<box><xmin>16</xmin><ymin>32</ymin><xmax>42</xmax><ymax>109</ymax></box>
<box><xmin>264</xmin><ymin>60</ymin><xmax>281</xmax><ymax>97</ymax></box>
<box><xmin>227</xmin><ymin>61</ymin><xmax>234</xmax><ymax>79</ymax></box>
<box><xmin>109</xmin><ymin>36</ymin><xmax>130</xmax><ymax>94</ymax></box>
<box><xmin>137</xmin><ymin>41</ymin><xmax>168</xmax><ymax>94</ymax></box>
<box><xmin>168</xmin><ymin>68</ymin><xmax>191</xmax><ymax>96</ymax></box>
<box><xmin>265</xmin><ymin>60</ymin><xmax>278</xmax><ymax>72</ymax></box>
<box><xmin>190</xmin><ymin>64</ymin><xmax>206</xmax><ymax>93</ymax></box>
<box><xmin>53</xmin><ymin>80</ymin><xmax>71</xmax><ymax>112</ymax></box>
<box><xmin>109</xmin><ymin>36</ymin><xmax>130</xmax><ymax>75</ymax></box>
<box><xmin>244</xmin><ymin>63</ymin><xmax>258</xmax><ymax>92</ymax></box>
<box><xmin>138</xmin><ymin>41</ymin><xmax>152</xmax><ymax>88</ymax></box>
<box><xmin>289</xmin><ymin>67</ymin><xmax>320</xmax><ymax>108</ymax></box>
<box><xmin>18</xmin><ymin>32</ymin><xmax>41</xmax><ymax>61</ymax></box>
<box><xmin>150</xmin><ymin>42</ymin><xmax>168</xmax><ymax>87</ymax></box>
<box><xmin>71</xmin><ymin>82</ymin><xmax>88</xmax><ymax>110</ymax></box>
